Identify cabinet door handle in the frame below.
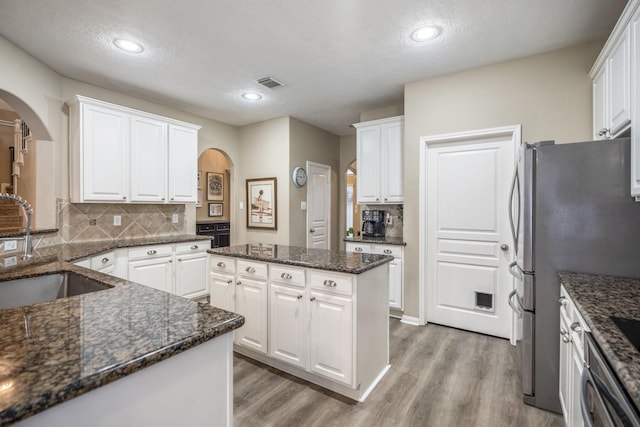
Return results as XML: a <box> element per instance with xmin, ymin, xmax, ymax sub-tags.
<box><xmin>191</xmin><ymin>245</ymin><xmax>198</xmax><ymax>250</ymax></box>
<box><xmin>323</xmin><ymin>280</ymin><xmax>337</xmax><ymax>287</ymax></box>
<box><xmin>122</xmin><ymin>196</ymin><xmax>127</xmax><ymax>200</ymax></box>
<box><xmin>147</xmin><ymin>250</ymin><xmax>157</xmax><ymax>255</ymax></box>
<box><xmin>101</xmin><ymin>257</ymin><xmax>109</xmax><ymax>264</ymax></box>
<box><xmin>562</xmin><ymin>335</ymin><xmax>571</xmax><ymax>343</ymax></box>
<box><xmin>217</xmin><ymin>262</ymin><xmax>226</xmax><ymax>268</ymax></box>
<box><xmin>560</xmin><ymin>328</ymin><xmax>568</xmax><ymax>336</ymax></box>
<box><xmin>281</xmin><ymin>272</ymin><xmax>292</xmax><ymax>279</ymax></box>
<box><xmin>245</xmin><ymin>267</ymin><xmax>256</xmax><ymax>273</ymax></box>
<box><xmin>376</xmin><ymin>198</ymin><xmax>379</xmax><ymax>201</ymax></box>
<box><xmin>161</xmin><ymin>197</ymin><xmax>165</xmax><ymax>201</ymax></box>
<box><xmin>310</xmin><ymin>297</ymin><xmax>316</xmax><ymax>301</ymax></box>
<box><xmin>355</xmin><ymin>247</ymin><xmax>363</xmax><ymax>252</ymax></box>
<box><xmin>558</xmin><ymin>297</ymin><xmax>566</xmax><ymax>306</ymax></box>
<box><xmin>236</xmin><ymin>281</ymin><xmax>242</xmax><ymax>286</ymax></box>
<box><xmin>597</xmin><ymin>128</ymin><xmax>610</xmax><ymax>137</ymax></box>
<box><xmin>570</xmin><ymin>322</ymin><xmax>583</xmax><ymax>333</ymax></box>
<box><xmin>309</xmin><ymin>229</ymin><xmax>315</xmax><ymax>233</ymax></box>
<box><xmin>383</xmin><ymin>249</ymin><xmax>392</xmax><ymax>254</ymax></box>
<box><xmin>297</xmin><ymin>295</ymin><xmax>303</xmax><ymax>299</ymax></box>
<box><xmin>226</xmin><ymin>279</ymin><xmax>233</xmax><ymax>284</ymax></box>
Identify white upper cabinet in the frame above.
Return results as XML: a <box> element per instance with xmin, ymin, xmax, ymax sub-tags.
<box><xmin>592</xmin><ymin>68</ymin><xmax>609</xmax><ymax>140</ymax></box>
<box><xmin>354</xmin><ymin>116</ymin><xmax>404</xmax><ymax>204</ymax></box>
<box><xmin>68</xmin><ymin>95</ymin><xmax>200</xmax><ymax>204</ymax></box>
<box><xmin>632</xmin><ymin>8</ymin><xmax>640</xmax><ymax>197</ymax></box>
<box><xmin>608</xmin><ymin>27</ymin><xmax>631</xmax><ymax>136</ymax></box>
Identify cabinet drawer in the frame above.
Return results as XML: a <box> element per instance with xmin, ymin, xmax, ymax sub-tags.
<box><xmin>237</xmin><ymin>259</ymin><xmax>268</xmax><ymax>280</ymax></box>
<box><xmin>211</xmin><ymin>256</ymin><xmax>235</xmax><ymax>274</ymax></box>
<box><xmin>91</xmin><ymin>251</ymin><xmax>115</xmax><ymax>269</ymax></box>
<box><xmin>270</xmin><ymin>264</ymin><xmax>306</xmax><ymax>287</ymax></box>
<box><xmin>371</xmin><ymin>245</ymin><xmax>402</xmax><ymax>258</ymax></box>
<box><xmin>346</xmin><ymin>242</ymin><xmax>373</xmax><ymax>254</ymax></box>
<box><xmin>309</xmin><ymin>270</ymin><xmax>353</xmax><ymax>296</ymax></box>
<box><xmin>128</xmin><ymin>245</ymin><xmax>172</xmax><ymax>260</ymax></box>
<box><xmin>176</xmin><ymin>241</ymin><xmax>208</xmax><ymax>254</ymax></box>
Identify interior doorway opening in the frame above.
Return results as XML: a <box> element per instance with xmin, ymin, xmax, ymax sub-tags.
<box><xmin>196</xmin><ymin>148</ymin><xmax>233</xmax><ymax>247</ymax></box>
<box><xmin>345</xmin><ymin>160</ymin><xmax>359</xmax><ymax>238</ymax></box>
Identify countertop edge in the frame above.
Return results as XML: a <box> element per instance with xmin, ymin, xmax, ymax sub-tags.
<box><xmin>343</xmin><ymin>237</ymin><xmax>406</xmax><ymax>246</ymax></box>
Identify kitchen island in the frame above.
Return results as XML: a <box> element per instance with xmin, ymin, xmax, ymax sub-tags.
<box><xmin>0</xmin><ymin>236</ymin><xmax>244</xmax><ymax>426</ymax></box>
<box><xmin>209</xmin><ymin>243</ymin><xmax>393</xmax><ymax>402</ymax></box>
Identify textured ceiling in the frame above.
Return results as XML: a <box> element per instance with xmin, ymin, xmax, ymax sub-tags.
<box><xmin>0</xmin><ymin>0</ymin><xmax>628</xmax><ymax>136</ymax></box>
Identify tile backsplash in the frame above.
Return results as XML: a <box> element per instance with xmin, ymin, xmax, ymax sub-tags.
<box><xmin>35</xmin><ymin>199</ymin><xmax>187</xmax><ymax>248</ymax></box>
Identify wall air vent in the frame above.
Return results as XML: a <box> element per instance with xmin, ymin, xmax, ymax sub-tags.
<box><xmin>257</xmin><ymin>76</ymin><xmax>285</xmax><ymax>89</ymax></box>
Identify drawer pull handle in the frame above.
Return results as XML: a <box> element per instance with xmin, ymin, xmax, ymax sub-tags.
<box><xmin>281</xmin><ymin>273</ymin><xmax>292</xmax><ymax>280</ymax></box>
<box><xmin>558</xmin><ymin>297</ymin><xmax>566</xmax><ymax>306</ymax></box>
<box><xmin>355</xmin><ymin>247</ymin><xmax>363</xmax><ymax>252</ymax></box>
<box><xmin>560</xmin><ymin>328</ymin><xmax>568</xmax><ymax>336</ymax></box>
<box><xmin>191</xmin><ymin>245</ymin><xmax>198</xmax><ymax>250</ymax></box>
<box><xmin>570</xmin><ymin>322</ymin><xmax>583</xmax><ymax>333</ymax></box>
<box><xmin>297</xmin><ymin>295</ymin><xmax>303</xmax><ymax>299</ymax></box>
<box><xmin>101</xmin><ymin>257</ymin><xmax>109</xmax><ymax>264</ymax></box>
<box><xmin>217</xmin><ymin>262</ymin><xmax>226</xmax><ymax>268</ymax></box>
<box><xmin>147</xmin><ymin>250</ymin><xmax>157</xmax><ymax>255</ymax></box>
<box><xmin>177</xmin><ymin>258</ymin><xmax>182</xmax><ymax>261</ymax></box>
<box><xmin>310</xmin><ymin>297</ymin><xmax>316</xmax><ymax>301</ymax></box>
<box><xmin>236</xmin><ymin>281</ymin><xmax>242</xmax><ymax>286</ymax></box>
<box><xmin>246</xmin><ymin>267</ymin><xmax>256</xmax><ymax>273</ymax></box>
<box><xmin>562</xmin><ymin>335</ymin><xmax>571</xmax><ymax>344</ymax></box>
<box><xmin>323</xmin><ymin>280</ymin><xmax>337</xmax><ymax>287</ymax></box>
<box><xmin>226</xmin><ymin>279</ymin><xmax>233</xmax><ymax>284</ymax></box>
<box><xmin>383</xmin><ymin>249</ymin><xmax>392</xmax><ymax>254</ymax></box>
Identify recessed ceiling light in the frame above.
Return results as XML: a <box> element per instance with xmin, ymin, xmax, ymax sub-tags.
<box><xmin>411</xmin><ymin>26</ymin><xmax>442</xmax><ymax>42</ymax></box>
<box><xmin>241</xmin><ymin>92</ymin><xmax>262</xmax><ymax>101</ymax></box>
<box><xmin>113</xmin><ymin>38</ymin><xmax>144</xmax><ymax>53</ymax></box>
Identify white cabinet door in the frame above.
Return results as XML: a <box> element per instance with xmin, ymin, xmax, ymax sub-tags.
<box><xmin>309</xmin><ymin>291</ymin><xmax>353</xmax><ymax>386</ymax></box>
<box><xmin>356</xmin><ymin>125</ymin><xmax>382</xmax><ymax>204</ymax></box>
<box><xmin>168</xmin><ymin>125</ymin><xmax>198</xmax><ymax>203</ymax></box>
<box><xmin>235</xmin><ymin>277</ymin><xmax>268</xmax><ymax>354</ymax></box>
<box><xmin>569</xmin><ymin>346</ymin><xmax>585</xmax><ymax>427</ymax></box>
<box><xmin>175</xmin><ymin>252</ymin><xmax>208</xmax><ymax>299</ymax></box>
<box><xmin>82</xmin><ymin>103</ymin><xmax>129</xmax><ymax>201</ymax></box>
<box><xmin>269</xmin><ymin>284</ymin><xmax>308</xmax><ymax>369</ymax></box>
<box><xmin>559</xmin><ymin>305</ymin><xmax>571</xmax><ymax>421</ymax></box>
<box><xmin>632</xmin><ymin>11</ymin><xmax>640</xmax><ymax>198</ymax></box>
<box><xmin>128</xmin><ymin>257</ymin><xmax>173</xmax><ymax>293</ymax></box>
<box><xmin>608</xmin><ymin>27</ymin><xmax>631</xmax><ymax>136</ymax></box>
<box><xmin>388</xmin><ymin>258</ymin><xmax>403</xmax><ymax>310</ymax></box>
<box><xmin>210</xmin><ymin>272</ymin><xmax>236</xmax><ymax>312</ymax></box>
<box><xmin>130</xmin><ymin>115</ymin><xmax>167</xmax><ymax>202</ymax></box>
<box><xmin>382</xmin><ymin>121</ymin><xmax>404</xmax><ymax>203</ymax></box>
<box><xmin>593</xmin><ymin>68</ymin><xmax>609</xmax><ymax>140</ymax></box>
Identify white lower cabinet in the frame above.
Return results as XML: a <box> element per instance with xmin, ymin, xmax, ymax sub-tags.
<box><xmin>309</xmin><ymin>290</ymin><xmax>353</xmax><ymax>385</ymax></box>
<box><xmin>235</xmin><ymin>276</ymin><xmax>268</xmax><ymax>354</ymax></box>
<box><xmin>269</xmin><ymin>284</ymin><xmax>308</xmax><ymax>368</ymax></box>
<box><xmin>174</xmin><ymin>243</ymin><xmax>209</xmax><ymax>299</ymax></box>
<box><xmin>128</xmin><ymin>251</ymin><xmax>174</xmax><ymax>294</ymax></box>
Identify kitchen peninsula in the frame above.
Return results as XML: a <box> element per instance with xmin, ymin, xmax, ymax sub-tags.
<box><xmin>0</xmin><ymin>236</ymin><xmax>244</xmax><ymax>427</ymax></box>
<box><xmin>209</xmin><ymin>243</ymin><xmax>393</xmax><ymax>401</ymax></box>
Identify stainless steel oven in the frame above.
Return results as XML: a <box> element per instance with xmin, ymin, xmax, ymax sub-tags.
<box><xmin>196</xmin><ymin>222</ymin><xmax>230</xmax><ymax>249</ymax></box>
<box><xmin>582</xmin><ymin>333</ymin><xmax>640</xmax><ymax>427</ymax></box>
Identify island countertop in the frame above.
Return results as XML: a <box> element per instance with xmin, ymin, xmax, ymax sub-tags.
<box><xmin>209</xmin><ymin>243</ymin><xmax>393</xmax><ymax>274</ymax></box>
<box><xmin>0</xmin><ymin>235</ymin><xmax>243</xmax><ymax>426</ymax></box>
<box><xmin>559</xmin><ymin>271</ymin><xmax>640</xmax><ymax>413</ymax></box>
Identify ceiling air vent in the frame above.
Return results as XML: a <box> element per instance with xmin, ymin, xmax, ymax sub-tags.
<box><xmin>257</xmin><ymin>76</ymin><xmax>285</xmax><ymax>89</ymax></box>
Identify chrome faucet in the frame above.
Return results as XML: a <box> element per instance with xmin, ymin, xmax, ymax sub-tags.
<box><xmin>0</xmin><ymin>193</ymin><xmax>33</xmax><ymax>259</ymax></box>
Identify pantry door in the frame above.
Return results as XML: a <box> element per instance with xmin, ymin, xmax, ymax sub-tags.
<box><xmin>307</xmin><ymin>162</ymin><xmax>331</xmax><ymax>250</ymax></box>
<box><xmin>423</xmin><ymin>126</ymin><xmax>518</xmax><ymax>339</ymax></box>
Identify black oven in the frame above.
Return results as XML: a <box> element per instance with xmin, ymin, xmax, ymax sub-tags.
<box><xmin>196</xmin><ymin>222</ymin><xmax>230</xmax><ymax>249</ymax></box>
<box><xmin>582</xmin><ymin>333</ymin><xmax>640</xmax><ymax>427</ymax></box>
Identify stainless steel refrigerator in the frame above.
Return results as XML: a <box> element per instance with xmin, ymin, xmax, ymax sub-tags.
<box><xmin>507</xmin><ymin>137</ymin><xmax>640</xmax><ymax>413</ymax></box>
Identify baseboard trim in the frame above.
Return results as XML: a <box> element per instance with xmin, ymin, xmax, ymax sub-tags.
<box><xmin>400</xmin><ymin>315</ymin><xmax>421</xmax><ymax>326</ymax></box>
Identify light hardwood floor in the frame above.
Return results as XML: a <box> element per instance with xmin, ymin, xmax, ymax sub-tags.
<box><xmin>234</xmin><ymin>319</ymin><xmax>563</xmax><ymax>427</ymax></box>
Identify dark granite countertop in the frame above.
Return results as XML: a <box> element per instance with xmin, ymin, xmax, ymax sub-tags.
<box><xmin>0</xmin><ymin>228</ymin><xmax>58</xmax><ymax>239</ymax></box>
<box><xmin>0</xmin><ymin>235</ymin><xmax>242</xmax><ymax>425</ymax></box>
<box><xmin>343</xmin><ymin>236</ymin><xmax>406</xmax><ymax>246</ymax></box>
<box><xmin>559</xmin><ymin>271</ymin><xmax>640</xmax><ymax>412</ymax></box>
<box><xmin>209</xmin><ymin>243</ymin><xmax>393</xmax><ymax>274</ymax></box>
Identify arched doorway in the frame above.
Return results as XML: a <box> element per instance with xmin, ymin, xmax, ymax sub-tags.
<box><xmin>345</xmin><ymin>160</ymin><xmax>358</xmax><ymax>237</ymax></box>
<box><xmin>196</xmin><ymin>148</ymin><xmax>233</xmax><ymax>247</ymax></box>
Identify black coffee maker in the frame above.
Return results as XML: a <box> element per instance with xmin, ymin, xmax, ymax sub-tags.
<box><xmin>362</xmin><ymin>210</ymin><xmax>386</xmax><ymax>238</ymax></box>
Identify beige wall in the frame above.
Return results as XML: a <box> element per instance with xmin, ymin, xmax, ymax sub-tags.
<box><xmin>402</xmin><ymin>40</ymin><xmax>603</xmax><ymax>318</ymax></box>
<box><xmin>289</xmin><ymin>118</ymin><xmax>341</xmax><ymax>249</ymax></box>
<box><xmin>0</xmin><ymin>110</ymin><xmax>19</xmax><ymax>185</ymax></box>
<box><xmin>197</xmin><ymin>150</ymin><xmax>231</xmax><ymax>222</ymax></box>
<box><xmin>237</xmin><ymin>117</ymin><xmax>290</xmax><ymax>245</ymax></box>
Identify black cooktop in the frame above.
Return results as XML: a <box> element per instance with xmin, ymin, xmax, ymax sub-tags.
<box><xmin>611</xmin><ymin>316</ymin><xmax>640</xmax><ymax>353</ymax></box>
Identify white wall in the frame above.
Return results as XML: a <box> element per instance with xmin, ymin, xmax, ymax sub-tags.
<box><xmin>402</xmin><ymin>40</ymin><xmax>603</xmax><ymax>318</ymax></box>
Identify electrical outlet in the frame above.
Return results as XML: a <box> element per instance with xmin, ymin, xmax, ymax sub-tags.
<box><xmin>113</xmin><ymin>215</ymin><xmax>121</xmax><ymax>226</ymax></box>
<box><xmin>4</xmin><ymin>240</ymin><xmax>17</xmax><ymax>251</ymax></box>
<box><xmin>4</xmin><ymin>256</ymin><xmax>17</xmax><ymax>267</ymax></box>
<box><xmin>172</xmin><ymin>214</ymin><xmax>179</xmax><ymax>224</ymax></box>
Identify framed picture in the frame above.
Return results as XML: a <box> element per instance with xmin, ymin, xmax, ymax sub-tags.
<box><xmin>207</xmin><ymin>172</ymin><xmax>224</xmax><ymax>201</ymax></box>
<box><xmin>246</xmin><ymin>177</ymin><xmax>277</xmax><ymax>230</ymax></box>
<box><xmin>208</xmin><ymin>202</ymin><xmax>223</xmax><ymax>217</ymax></box>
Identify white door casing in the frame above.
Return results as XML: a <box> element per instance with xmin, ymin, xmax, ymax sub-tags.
<box><xmin>307</xmin><ymin>161</ymin><xmax>331</xmax><ymax>249</ymax></box>
<box><xmin>419</xmin><ymin>125</ymin><xmax>519</xmax><ymax>339</ymax></box>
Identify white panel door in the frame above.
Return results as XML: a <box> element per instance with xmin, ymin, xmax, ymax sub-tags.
<box><xmin>128</xmin><ymin>257</ymin><xmax>173</xmax><ymax>293</ymax></box>
<box><xmin>175</xmin><ymin>252</ymin><xmax>208</xmax><ymax>299</ymax></box>
<box><xmin>356</xmin><ymin>126</ymin><xmax>382</xmax><ymax>203</ymax></box>
<box><xmin>382</xmin><ymin>121</ymin><xmax>404</xmax><ymax>203</ymax></box>
<box><xmin>307</xmin><ymin>162</ymin><xmax>331</xmax><ymax>249</ymax></box>
<box><xmin>235</xmin><ymin>277</ymin><xmax>268</xmax><ymax>354</ymax></box>
<box><xmin>130</xmin><ymin>115</ymin><xmax>167</xmax><ymax>202</ymax></box>
<box><xmin>82</xmin><ymin>104</ymin><xmax>129</xmax><ymax>201</ymax></box>
<box><xmin>426</xmin><ymin>134</ymin><xmax>515</xmax><ymax>338</ymax></box>
<box><xmin>269</xmin><ymin>284</ymin><xmax>308</xmax><ymax>369</ymax></box>
<box><xmin>210</xmin><ymin>272</ymin><xmax>235</xmax><ymax>312</ymax></box>
<box><xmin>168</xmin><ymin>125</ymin><xmax>198</xmax><ymax>203</ymax></box>
<box><xmin>309</xmin><ymin>291</ymin><xmax>353</xmax><ymax>386</ymax></box>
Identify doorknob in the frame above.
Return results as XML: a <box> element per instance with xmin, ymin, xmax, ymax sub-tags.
<box><xmin>309</xmin><ymin>229</ymin><xmax>315</xmax><ymax>233</ymax></box>
<box><xmin>500</xmin><ymin>244</ymin><xmax>509</xmax><ymax>251</ymax></box>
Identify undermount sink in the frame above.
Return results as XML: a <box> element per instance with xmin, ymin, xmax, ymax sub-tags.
<box><xmin>0</xmin><ymin>272</ymin><xmax>111</xmax><ymax>309</ymax></box>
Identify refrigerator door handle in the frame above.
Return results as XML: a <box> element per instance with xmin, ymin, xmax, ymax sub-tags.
<box><xmin>509</xmin><ymin>261</ymin><xmax>523</xmax><ymax>281</ymax></box>
<box><xmin>508</xmin><ymin>288</ymin><xmax>523</xmax><ymax>317</ymax></box>
<box><xmin>508</xmin><ymin>165</ymin><xmax>521</xmax><ymax>251</ymax></box>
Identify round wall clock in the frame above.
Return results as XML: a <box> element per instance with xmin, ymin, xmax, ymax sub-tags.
<box><xmin>292</xmin><ymin>166</ymin><xmax>307</xmax><ymax>188</ymax></box>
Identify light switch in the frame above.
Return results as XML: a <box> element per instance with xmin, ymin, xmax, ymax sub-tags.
<box><xmin>113</xmin><ymin>215</ymin><xmax>121</xmax><ymax>226</ymax></box>
<box><xmin>239</xmin><ymin>201</ymin><xmax>244</xmax><ymax>210</ymax></box>
<box><xmin>4</xmin><ymin>240</ymin><xmax>17</xmax><ymax>251</ymax></box>
<box><xmin>300</xmin><ymin>201</ymin><xmax>307</xmax><ymax>210</ymax></box>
